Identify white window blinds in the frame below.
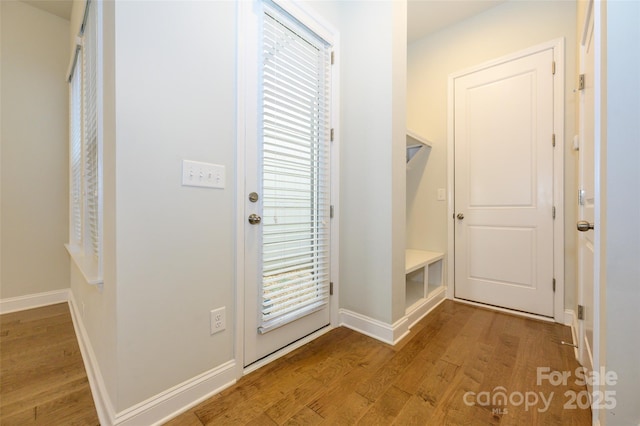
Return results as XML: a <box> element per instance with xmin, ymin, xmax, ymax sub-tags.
<box><xmin>66</xmin><ymin>0</ymin><xmax>102</xmax><ymax>284</ymax></box>
<box><xmin>83</xmin><ymin>0</ymin><xmax>99</xmax><ymax>259</ymax></box>
<box><xmin>259</xmin><ymin>6</ymin><xmax>332</xmax><ymax>333</ymax></box>
<box><xmin>70</xmin><ymin>51</ymin><xmax>83</xmax><ymax>246</ymax></box>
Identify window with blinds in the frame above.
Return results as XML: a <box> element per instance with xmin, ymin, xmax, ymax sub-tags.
<box><xmin>83</xmin><ymin>0</ymin><xmax>100</xmax><ymax>259</ymax></box>
<box><xmin>259</xmin><ymin>5</ymin><xmax>332</xmax><ymax>334</ymax></box>
<box><xmin>70</xmin><ymin>51</ymin><xmax>83</xmax><ymax>247</ymax></box>
<box><xmin>66</xmin><ymin>0</ymin><xmax>102</xmax><ymax>283</ymax></box>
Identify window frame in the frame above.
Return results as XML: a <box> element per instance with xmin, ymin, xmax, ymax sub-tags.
<box><xmin>65</xmin><ymin>0</ymin><xmax>103</xmax><ymax>286</ymax></box>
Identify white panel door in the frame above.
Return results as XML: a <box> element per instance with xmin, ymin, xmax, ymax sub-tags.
<box><xmin>577</xmin><ymin>2</ymin><xmax>596</xmax><ymax>373</ymax></box>
<box><xmin>454</xmin><ymin>49</ymin><xmax>555</xmax><ymax>317</ymax></box>
<box><xmin>244</xmin><ymin>1</ymin><xmax>333</xmax><ymax>367</ymax></box>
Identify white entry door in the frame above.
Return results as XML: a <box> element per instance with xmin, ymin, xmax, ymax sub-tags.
<box><xmin>243</xmin><ymin>1</ymin><xmax>334</xmax><ymax>367</ymax></box>
<box><xmin>454</xmin><ymin>48</ymin><xmax>555</xmax><ymax>317</ymax></box>
<box><xmin>577</xmin><ymin>1</ymin><xmax>596</xmax><ymax>373</ymax></box>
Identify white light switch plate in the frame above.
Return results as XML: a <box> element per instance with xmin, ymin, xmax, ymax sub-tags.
<box><xmin>182</xmin><ymin>160</ymin><xmax>225</xmax><ymax>189</ymax></box>
<box><xmin>437</xmin><ymin>188</ymin><xmax>446</xmax><ymax>201</ymax></box>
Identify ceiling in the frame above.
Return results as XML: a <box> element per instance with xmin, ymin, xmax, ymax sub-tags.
<box><xmin>407</xmin><ymin>0</ymin><xmax>507</xmax><ymax>43</ymax></box>
<box><xmin>21</xmin><ymin>0</ymin><xmax>505</xmax><ymax>44</ymax></box>
<box><xmin>22</xmin><ymin>0</ymin><xmax>73</xmax><ymax>20</ymax></box>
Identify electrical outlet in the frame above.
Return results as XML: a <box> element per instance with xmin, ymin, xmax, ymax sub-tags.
<box><xmin>182</xmin><ymin>160</ymin><xmax>225</xmax><ymax>189</ymax></box>
<box><xmin>210</xmin><ymin>307</ymin><xmax>226</xmax><ymax>335</ymax></box>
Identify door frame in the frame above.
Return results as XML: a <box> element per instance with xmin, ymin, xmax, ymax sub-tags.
<box><xmin>446</xmin><ymin>39</ymin><xmax>565</xmax><ymax>322</ymax></box>
<box><xmin>235</xmin><ymin>0</ymin><xmax>341</xmax><ymax>377</ymax></box>
<box><xmin>577</xmin><ymin>0</ymin><xmax>595</xmax><ymax>372</ymax></box>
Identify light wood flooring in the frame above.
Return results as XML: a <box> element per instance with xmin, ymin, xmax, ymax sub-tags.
<box><xmin>168</xmin><ymin>301</ymin><xmax>591</xmax><ymax>425</ymax></box>
<box><xmin>0</xmin><ymin>300</ymin><xmax>591</xmax><ymax>425</ymax></box>
<box><xmin>0</xmin><ymin>303</ymin><xmax>99</xmax><ymax>425</ymax></box>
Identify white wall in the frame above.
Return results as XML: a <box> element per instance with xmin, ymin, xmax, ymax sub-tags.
<box><xmin>113</xmin><ymin>0</ymin><xmax>236</xmax><ymax>409</ymax></box>
<box><xmin>603</xmin><ymin>0</ymin><xmax>640</xmax><ymax>423</ymax></box>
<box><xmin>68</xmin><ymin>0</ymin><xmax>237</xmax><ymax>413</ymax></box>
<box><xmin>406</xmin><ymin>0</ymin><xmax>577</xmax><ymax>309</ymax></box>
<box><xmin>0</xmin><ymin>1</ymin><xmax>70</xmax><ymax>299</ymax></box>
<box><xmin>321</xmin><ymin>0</ymin><xmax>406</xmax><ymax>324</ymax></box>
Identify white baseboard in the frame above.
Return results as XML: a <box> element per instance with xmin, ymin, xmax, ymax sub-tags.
<box><xmin>564</xmin><ymin>309</ymin><xmax>579</xmax><ymax>361</ymax></box>
<box><xmin>67</xmin><ymin>291</ymin><xmax>115</xmax><ymax>425</ymax></box>
<box><xmin>0</xmin><ymin>289</ymin><xmax>70</xmax><ymax>314</ymax></box>
<box><xmin>406</xmin><ymin>287</ymin><xmax>447</xmax><ymax>330</ymax></box>
<box><xmin>339</xmin><ymin>309</ymin><xmax>408</xmax><ymax>345</ymax></box>
<box><xmin>67</xmin><ymin>291</ymin><xmax>237</xmax><ymax>426</ymax></box>
<box><xmin>339</xmin><ymin>289</ymin><xmax>447</xmax><ymax>345</ymax></box>
<box><xmin>563</xmin><ymin>308</ymin><xmax>575</xmax><ymax>327</ymax></box>
<box><xmin>115</xmin><ymin>361</ymin><xmax>236</xmax><ymax>426</ymax></box>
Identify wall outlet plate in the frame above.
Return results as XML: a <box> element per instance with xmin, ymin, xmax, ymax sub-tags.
<box><xmin>210</xmin><ymin>307</ymin><xmax>226</xmax><ymax>335</ymax></box>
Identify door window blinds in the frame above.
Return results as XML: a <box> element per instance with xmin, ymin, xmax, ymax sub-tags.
<box><xmin>259</xmin><ymin>5</ymin><xmax>331</xmax><ymax>334</ymax></box>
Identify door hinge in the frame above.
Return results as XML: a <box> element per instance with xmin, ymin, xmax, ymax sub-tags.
<box><xmin>578</xmin><ymin>304</ymin><xmax>584</xmax><ymax>320</ymax></box>
<box><xmin>331</xmin><ymin>51</ymin><xmax>335</xmax><ymax>65</ymax></box>
<box><xmin>329</xmin><ymin>281</ymin><xmax>334</xmax><ymax>295</ymax></box>
<box><xmin>552</xmin><ymin>133</ymin><xmax>556</xmax><ymax>147</ymax></box>
<box><xmin>578</xmin><ymin>74</ymin><xmax>585</xmax><ymax>91</ymax></box>
<box><xmin>552</xmin><ymin>61</ymin><xmax>556</xmax><ymax>75</ymax></box>
<box><xmin>330</xmin><ymin>128</ymin><xmax>334</xmax><ymax>142</ymax></box>
<box><xmin>552</xmin><ymin>206</ymin><xmax>556</xmax><ymax>219</ymax></box>
<box><xmin>553</xmin><ymin>278</ymin><xmax>556</xmax><ymax>292</ymax></box>
<box><xmin>330</xmin><ymin>205</ymin><xmax>334</xmax><ymax>218</ymax></box>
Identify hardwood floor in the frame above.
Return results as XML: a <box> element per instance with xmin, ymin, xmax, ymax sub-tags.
<box><xmin>0</xmin><ymin>301</ymin><xmax>591</xmax><ymax>425</ymax></box>
<box><xmin>167</xmin><ymin>301</ymin><xmax>591</xmax><ymax>425</ymax></box>
<box><xmin>0</xmin><ymin>303</ymin><xmax>99</xmax><ymax>425</ymax></box>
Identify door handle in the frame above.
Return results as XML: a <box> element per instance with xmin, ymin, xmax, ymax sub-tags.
<box><xmin>456</xmin><ymin>213</ymin><xmax>464</xmax><ymax>220</ymax></box>
<box><xmin>248</xmin><ymin>214</ymin><xmax>262</xmax><ymax>225</ymax></box>
<box><xmin>577</xmin><ymin>220</ymin><xmax>594</xmax><ymax>232</ymax></box>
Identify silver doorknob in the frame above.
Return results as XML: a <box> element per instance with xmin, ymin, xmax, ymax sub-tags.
<box><xmin>577</xmin><ymin>221</ymin><xmax>594</xmax><ymax>232</ymax></box>
<box><xmin>248</xmin><ymin>214</ymin><xmax>262</xmax><ymax>225</ymax></box>
<box><xmin>456</xmin><ymin>213</ymin><xmax>464</xmax><ymax>220</ymax></box>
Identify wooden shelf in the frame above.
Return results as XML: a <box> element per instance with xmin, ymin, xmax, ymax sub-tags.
<box><xmin>406</xmin><ymin>130</ymin><xmax>432</xmax><ymax>164</ymax></box>
<box><xmin>405</xmin><ymin>249</ymin><xmax>445</xmax><ymax>313</ymax></box>
<box><xmin>405</xmin><ymin>250</ymin><xmax>443</xmax><ymax>274</ymax></box>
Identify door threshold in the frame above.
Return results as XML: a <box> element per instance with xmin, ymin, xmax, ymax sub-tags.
<box><xmin>243</xmin><ymin>325</ymin><xmax>333</xmax><ymax>375</ymax></box>
<box><xmin>453</xmin><ymin>298</ymin><xmax>556</xmax><ymax>323</ymax></box>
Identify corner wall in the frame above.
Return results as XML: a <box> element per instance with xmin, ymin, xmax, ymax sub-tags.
<box><xmin>0</xmin><ymin>1</ymin><xmax>70</xmax><ymax>299</ymax></box>
<box><xmin>335</xmin><ymin>0</ymin><xmax>407</xmax><ymax>324</ymax></box>
<box><xmin>68</xmin><ymin>0</ymin><xmax>237</xmax><ymax>415</ymax></box>
<box><xmin>406</xmin><ymin>0</ymin><xmax>577</xmax><ymax>310</ymax></box>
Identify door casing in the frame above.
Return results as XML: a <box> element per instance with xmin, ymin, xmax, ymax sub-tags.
<box><xmin>235</xmin><ymin>0</ymin><xmax>341</xmax><ymax>377</ymax></box>
<box><xmin>446</xmin><ymin>39</ymin><xmax>565</xmax><ymax>323</ymax></box>
<box><xmin>577</xmin><ymin>0</ymin><xmax>596</xmax><ymax>374</ymax></box>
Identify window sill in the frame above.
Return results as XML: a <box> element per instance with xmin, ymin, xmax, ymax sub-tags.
<box><xmin>65</xmin><ymin>244</ymin><xmax>103</xmax><ymax>286</ymax></box>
